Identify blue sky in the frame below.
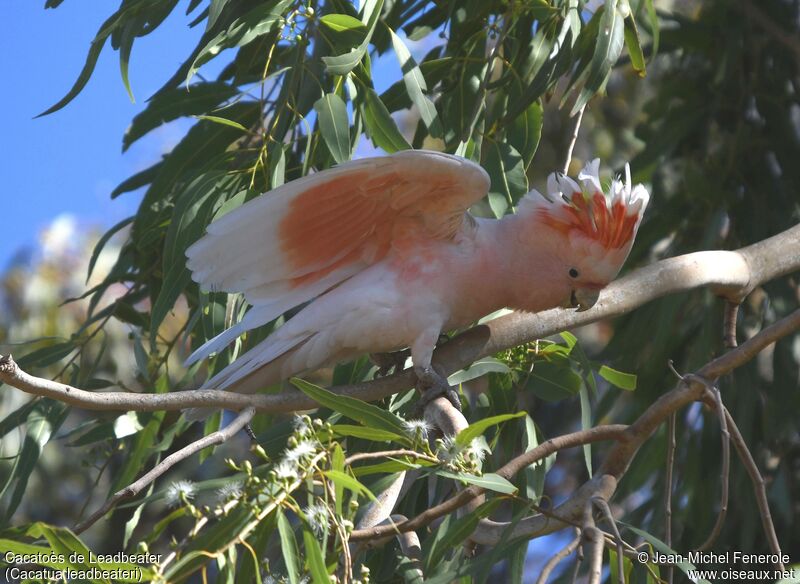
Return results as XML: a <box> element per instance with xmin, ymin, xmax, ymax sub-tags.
<box><xmin>1</xmin><ymin>2</ymin><xmax>410</xmax><ymax>272</ymax></box>
<box><xmin>1</xmin><ymin>2</ymin><xmax>206</xmax><ymax>270</ymax></box>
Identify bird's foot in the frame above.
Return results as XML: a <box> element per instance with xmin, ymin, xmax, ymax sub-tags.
<box><xmin>414</xmin><ymin>366</ymin><xmax>462</xmax><ymax>415</ymax></box>
<box><xmin>370</xmin><ymin>349</ymin><xmax>411</xmax><ymax>377</ymax></box>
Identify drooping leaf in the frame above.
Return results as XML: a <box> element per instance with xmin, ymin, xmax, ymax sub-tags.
<box><xmin>123</xmin><ymin>82</ymin><xmax>239</xmax><ymax>150</ymax></box>
<box><xmin>187</xmin><ymin>0</ymin><xmax>292</xmax><ymax>83</ymax></box>
<box><xmin>86</xmin><ymin>216</ymin><xmax>133</xmax><ymax>282</ymax></box>
<box><xmin>571</xmin><ymin>2</ymin><xmax>625</xmax><ymax>115</ymax></box>
<box><xmin>425</xmin><ymin>498</ymin><xmax>502</xmax><ymax>569</ymax></box>
<box><xmin>322</xmin><ymin>0</ymin><xmax>385</xmax><ymax>75</ymax></box>
<box><xmin>277</xmin><ymin>510</ymin><xmax>301</xmax><ymax>584</ymax></box>
<box><xmin>324</xmin><ymin>470</ymin><xmax>377</xmax><ymax>501</ymax></box>
<box><xmin>303</xmin><ymin>529</ymin><xmax>329</xmax><ymax>584</ymax></box>
<box><xmin>507</xmin><ymin>100</ymin><xmax>543</xmax><ymax>170</ymax></box>
<box><xmin>314</xmin><ymin>93</ymin><xmax>351</xmax><ymax>164</ymax></box>
<box><xmin>434</xmin><ymin>470</ymin><xmax>517</xmax><ymax>494</ymax></box>
<box><xmin>598</xmin><ymin>364</ymin><xmax>637</xmax><ymax>391</ymax></box>
<box><xmin>448</xmin><ymin>357</ymin><xmax>510</xmax><ymax>385</ymax></box>
<box><xmin>360</xmin><ymin>85</ymin><xmax>411</xmax><ymax>152</ymax></box>
<box><xmin>485</xmin><ymin>142</ymin><xmax>528</xmax><ymax>217</ymax></box>
<box><xmin>624</xmin><ymin>11</ymin><xmax>646</xmax><ymax>77</ymax></box>
<box><xmin>291</xmin><ymin>378</ymin><xmax>411</xmax><ymax>444</ymax></box>
<box><xmin>455</xmin><ymin>412</ymin><xmax>525</xmax><ymax>447</ymax></box>
<box><xmin>388</xmin><ymin>28</ymin><xmax>442</xmax><ymax>138</ymax></box>
<box><xmin>332</xmin><ymin>424</ymin><xmax>405</xmax><ymax>443</ymax></box>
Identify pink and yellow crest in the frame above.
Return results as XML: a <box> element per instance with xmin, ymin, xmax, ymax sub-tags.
<box><xmin>533</xmin><ymin>159</ymin><xmax>650</xmax><ymax>252</ymax></box>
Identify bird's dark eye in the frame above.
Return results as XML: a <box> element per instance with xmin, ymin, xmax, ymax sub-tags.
<box><xmin>569</xmin><ymin>268</ymin><xmax>579</xmax><ymax>278</ymax></box>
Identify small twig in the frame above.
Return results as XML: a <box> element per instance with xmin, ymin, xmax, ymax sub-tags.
<box><xmin>710</xmin><ymin>399</ymin><xmax>785</xmax><ymax>571</ymax></box>
<box><xmin>570</xmin><ymin>539</ymin><xmax>584</xmax><ymax>584</ymax></box>
<box><xmin>350</xmin><ymin>425</ymin><xmax>626</xmax><ymax>541</ymax></box>
<box><xmin>563</xmin><ymin>104</ymin><xmax>586</xmax><ymax>175</ymax></box>
<box><xmin>696</xmin><ymin>387</ymin><xmax>730</xmax><ymax>551</ymax></box>
<box><xmin>74</xmin><ymin>407</ymin><xmax>256</xmax><ymax>534</ymax></box>
<box><xmin>536</xmin><ymin>528</ymin><xmax>581</xmax><ymax>584</ymax></box>
<box><xmin>664</xmin><ymin>412</ymin><xmax>676</xmax><ymax>584</ymax></box>
<box><xmin>582</xmin><ymin>505</ymin><xmax>604</xmax><ymax>584</ymax></box>
<box><xmin>723</xmin><ymin>301</ymin><xmax>740</xmax><ymax>348</ymax></box>
<box><xmin>592</xmin><ymin>497</ymin><xmax>625</xmax><ymax>584</ymax></box>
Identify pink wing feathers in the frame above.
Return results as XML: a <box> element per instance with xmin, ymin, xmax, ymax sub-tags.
<box><xmin>184</xmin><ymin>150</ymin><xmax>490</xmax><ymax>365</ymax></box>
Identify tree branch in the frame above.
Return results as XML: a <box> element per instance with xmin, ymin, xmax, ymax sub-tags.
<box><xmin>2</xmin><ymin>224</ymin><xmax>798</xmax><ymax>414</ymax></box>
<box><xmin>74</xmin><ymin>406</ymin><xmax>256</xmax><ymax>534</ymax></box>
<box><xmin>350</xmin><ymin>425</ymin><xmax>626</xmax><ymax>541</ymax></box>
<box><xmin>351</xmin><ymin>307</ymin><xmax>800</xmax><ymax>543</ymax></box>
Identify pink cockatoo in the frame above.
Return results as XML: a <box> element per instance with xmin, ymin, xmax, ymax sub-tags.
<box><xmin>184</xmin><ymin>150</ymin><xmax>649</xmax><ymax>411</ymax></box>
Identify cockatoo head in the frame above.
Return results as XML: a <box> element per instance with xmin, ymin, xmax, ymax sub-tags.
<box><xmin>523</xmin><ymin>159</ymin><xmax>650</xmax><ymax>311</ymax></box>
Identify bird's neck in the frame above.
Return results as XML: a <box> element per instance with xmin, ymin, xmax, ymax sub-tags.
<box><xmin>478</xmin><ymin>211</ymin><xmax>566</xmax><ymax>313</ymax></box>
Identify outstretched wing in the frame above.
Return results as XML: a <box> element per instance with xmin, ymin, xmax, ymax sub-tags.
<box><xmin>184</xmin><ymin>150</ymin><xmax>490</xmax><ymax>364</ymax></box>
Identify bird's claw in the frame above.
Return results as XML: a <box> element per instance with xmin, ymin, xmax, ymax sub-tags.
<box><xmin>414</xmin><ymin>367</ymin><xmax>462</xmax><ymax>415</ymax></box>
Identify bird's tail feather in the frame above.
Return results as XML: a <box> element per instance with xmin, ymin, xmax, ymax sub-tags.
<box><xmin>183</xmin><ymin>336</ymin><xmax>311</xmax><ymax>422</ymax></box>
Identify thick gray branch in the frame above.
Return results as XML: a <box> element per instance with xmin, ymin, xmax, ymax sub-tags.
<box><xmin>0</xmin><ymin>225</ymin><xmax>798</xmax><ymax>414</ymax></box>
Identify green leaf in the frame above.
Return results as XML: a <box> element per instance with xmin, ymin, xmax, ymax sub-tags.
<box><xmin>447</xmin><ymin>358</ymin><xmax>510</xmax><ymax>385</ymax></box>
<box><xmin>485</xmin><ymin>142</ymin><xmax>528</xmax><ymax>217</ymax></box>
<box><xmin>37</xmin><ymin>11</ymin><xmax>115</xmax><ymax>116</ymax></box>
<box><xmin>194</xmin><ymin>114</ymin><xmax>250</xmax><ymax>132</ymax></box>
<box><xmin>608</xmin><ymin>546</ymin><xmax>634</xmax><ymax>584</ymax></box>
<box><xmin>388</xmin><ymin>28</ymin><xmax>442</xmax><ymax>138</ymax></box>
<box><xmin>598</xmin><ymin>365</ymin><xmax>637</xmax><ymax>390</ymax></box>
<box><xmin>324</xmin><ymin>470</ymin><xmax>377</xmax><ymax>501</ymax></box>
<box><xmin>332</xmin><ymin>443</ymin><xmax>345</xmax><ymax>516</ymax></box>
<box><xmin>291</xmin><ymin>378</ymin><xmax>411</xmax><ymax>444</ymax></box>
<box><xmin>277</xmin><ymin>510</ymin><xmax>301</xmax><ymax>584</ymax></box>
<box><xmin>111</xmin><ymin>161</ymin><xmax>162</xmax><ymax>198</ymax></box>
<box><xmin>118</xmin><ymin>17</ymin><xmax>137</xmax><ymax>102</ymax></box>
<box><xmin>17</xmin><ymin>341</ymin><xmax>76</xmax><ymax>369</ymax></box>
<box><xmin>187</xmin><ymin>0</ymin><xmax>291</xmax><ymax>82</ymax></box>
<box><xmin>360</xmin><ymin>85</ymin><xmax>411</xmax><ymax>152</ymax></box>
<box><xmin>624</xmin><ymin>12</ymin><xmax>646</xmax><ymax>77</ymax></box>
<box><xmin>426</xmin><ymin>498</ymin><xmax>502</xmax><ymax>569</ymax></box>
<box><xmin>86</xmin><ymin>216</ymin><xmax>133</xmax><ymax>282</ymax></box>
<box><xmin>322</xmin><ymin>0</ymin><xmax>384</xmax><ymax>75</ymax></box>
<box><xmin>4</xmin><ymin>402</ymin><xmax>67</xmax><ymax>521</ymax></box>
<box><xmin>522</xmin><ymin>416</ymin><xmax>554</xmax><ymax>501</ymax></box>
<box><xmin>332</xmin><ymin>424</ymin><xmax>405</xmax><ymax>443</ymax></box>
<box><xmin>351</xmin><ymin>459</ymin><xmax>424</xmax><ymax>477</ymax></box>
<box><xmin>527</xmin><ymin>361</ymin><xmax>583</xmax><ymax>401</ymax></box>
<box><xmin>619</xmin><ymin>522</ymin><xmax>712</xmax><ymax>584</ymax></box>
<box><xmin>455</xmin><ymin>412</ymin><xmax>525</xmax><ymax>447</ymax></box>
<box><xmin>123</xmin><ymin>82</ymin><xmax>239</xmax><ymax>150</ymax></box>
<box><xmin>644</xmin><ymin>0</ymin><xmax>659</xmax><ymax>56</ymax></box>
<box><xmin>314</xmin><ymin>93</ymin><xmax>351</xmax><ymax>164</ymax></box>
<box><xmin>207</xmin><ymin>0</ymin><xmax>231</xmax><ymax>31</ymax></box>
<box><xmin>131</xmin><ymin>102</ymin><xmax>260</xmax><ymax>257</ymax></box>
<box><xmin>320</xmin><ymin>13</ymin><xmax>367</xmax><ymax>34</ymax></box>
<box><xmin>110</xmin><ymin>411</ymin><xmax>165</xmax><ymax>494</ymax></box>
<box><xmin>0</xmin><ymin>401</ymin><xmax>38</xmax><ymax>440</ymax></box>
<box><xmin>151</xmin><ymin>172</ymin><xmax>236</xmax><ymax>343</ymax></box>
<box><xmin>572</xmin><ymin>2</ymin><xmax>625</xmax><ymax>115</ymax></box>
<box><xmin>435</xmin><ymin>470</ymin><xmax>517</xmax><ymax>494</ymax></box>
<box><xmin>579</xmin><ymin>384</ymin><xmax>593</xmax><ymax>476</ymax></box>
<box><xmin>507</xmin><ymin>100</ymin><xmax>543</xmax><ymax>170</ymax></box>
<box><xmin>303</xmin><ymin>529</ymin><xmax>329</xmax><ymax>584</ymax></box>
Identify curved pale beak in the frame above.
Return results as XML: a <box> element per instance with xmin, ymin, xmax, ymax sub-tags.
<box><xmin>569</xmin><ymin>288</ymin><xmax>600</xmax><ymax>312</ymax></box>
